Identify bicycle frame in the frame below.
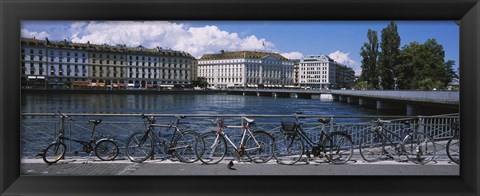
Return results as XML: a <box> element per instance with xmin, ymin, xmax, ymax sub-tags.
<box><xmin>140</xmin><ymin>117</ymin><xmax>189</xmax><ymax>151</ymax></box>
<box><xmin>55</xmin><ymin>113</ymin><xmax>98</xmax><ymax>152</ymax></box>
<box><xmin>290</xmin><ymin>115</ymin><xmax>332</xmax><ymax>149</ymax></box>
<box><xmin>212</xmin><ymin>119</ymin><xmax>262</xmax><ymax>154</ymax></box>
<box><xmin>372</xmin><ymin>124</ymin><xmax>411</xmax><ymax>153</ymax></box>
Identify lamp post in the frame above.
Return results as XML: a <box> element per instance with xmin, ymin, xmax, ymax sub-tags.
<box><xmin>394</xmin><ymin>77</ymin><xmax>398</xmax><ymax>90</ymax></box>
<box><xmin>378</xmin><ymin>76</ymin><xmax>382</xmax><ymax>90</ymax></box>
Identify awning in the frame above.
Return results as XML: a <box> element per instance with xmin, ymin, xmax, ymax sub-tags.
<box><xmin>27</xmin><ymin>76</ymin><xmax>36</xmax><ymax>79</ymax></box>
<box><xmin>160</xmin><ymin>85</ymin><xmax>174</xmax><ymax>87</ymax></box>
<box><xmin>127</xmin><ymin>84</ymin><xmax>135</xmax><ymax>87</ymax></box>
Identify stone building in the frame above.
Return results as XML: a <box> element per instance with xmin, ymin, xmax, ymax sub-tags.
<box><xmin>198</xmin><ymin>51</ymin><xmax>294</xmax><ymax>88</ymax></box>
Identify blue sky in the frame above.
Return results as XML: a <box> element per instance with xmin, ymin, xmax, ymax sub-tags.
<box><xmin>21</xmin><ymin>21</ymin><xmax>459</xmax><ymax>75</ymax></box>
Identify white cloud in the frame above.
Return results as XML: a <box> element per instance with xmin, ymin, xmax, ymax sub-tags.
<box><xmin>21</xmin><ymin>29</ymin><xmax>50</xmax><ymax>39</ymax></box>
<box><xmin>281</xmin><ymin>52</ymin><xmax>304</xmax><ymax>60</ymax></box>
<box><xmin>328</xmin><ymin>51</ymin><xmax>361</xmax><ymax>75</ymax></box>
<box><xmin>68</xmin><ymin>21</ymin><xmax>276</xmax><ymax>58</ymax></box>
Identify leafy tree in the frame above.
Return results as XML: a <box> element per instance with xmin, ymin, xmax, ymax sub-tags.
<box><xmin>396</xmin><ymin>39</ymin><xmax>456</xmax><ymax>89</ymax></box>
<box><xmin>378</xmin><ymin>21</ymin><xmax>401</xmax><ymax>90</ymax></box>
<box><xmin>352</xmin><ymin>81</ymin><xmax>374</xmax><ymax>90</ymax></box>
<box><xmin>359</xmin><ymin>29</ymin><xmax>379</xmax><ymax>88</ymax></box>
<box><xmin>191</xmin><ymin>77</ymin><xmax>209</xmax><ymax>88</ymax></box>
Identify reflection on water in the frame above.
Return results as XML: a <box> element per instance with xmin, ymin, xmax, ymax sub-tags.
<box><xmin>22</xmin><ymin>93</ymin><xmax>380</xmax><ymax>116</ymax></box>
<box><xmin>22</xmin><ymin>93</ymin><xmax>383</xmax><ymax>124</ymax></box>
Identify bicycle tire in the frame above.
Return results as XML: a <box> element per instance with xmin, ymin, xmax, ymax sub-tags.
<box><xmin>196</xmin><ymin>131</ymin><xmax>227</xmax><ymax>165</ymax></box>
<box><xmin>446</xmin><ymin>135</ymin><xmax>460</xmax><ymax>164</ymax></box>
<box><xmin>323</xmin><ymin>132</ymin><xmax>353</xmax><ymax>164</ymax></box>
<box><xmin>244</xmin><ymin>131</ymin><xmax>274</xmax><ymax>163</ymax></box>
<box><xmin>173</xmin><ymin>131</ymin><xmax>201</xmax><ymax>163</ymax></box>
<box><xmin>359</xmin><ymin>131</ymin><xmax>385</xmax><ymax>162</ymax></box>
<box><xmin>42</xmin><ymin>142</ymin><xmax>66</xmax><ymax>164</ymax></box>
<box><xmin>273</xmin><ymin>133</ymin><xmax>304</xmax><ymax>165</ymax></box>
<box><xmin>95</xmin><ymin>139</ymin><xmax>119</xmax><ymax>161</ymax></box>
<box><xmin>125</xmin><ymin>131</ymin><xmax>154</xmax><ymax>163</ymax></box>
<box><xmin>403</xmin><ymin>132</ymin><xmax>436</xmax><ymax>164</ymax></box>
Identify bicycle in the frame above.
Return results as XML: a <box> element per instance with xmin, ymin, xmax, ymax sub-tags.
<box><xmin>42</xmin><ymin>112</ymin><xmax>119</xmax><ymax>164</ymax></box>
<box><xmin>125</xmin><ymin>114</ymin><xmax>201</xmax><ymax>163</ymax></box>
<box><xmin>273</xmin><ymin>113</ymin><xmax>354</xmax><ymax>165</ymax></box>
<box><xmin>359</xmin><ymin>118</ymin><xmax>436</xmax><ymax>164</ymax></box>
<box><xmin>446</xmin><ymin>120</ymin><xmax>460</xmax><ymax>164</ymax></box>
<box><xmin>195</xmin><ymin>117</ymin><xmax>274</xmax><ymax>164</ymax></box>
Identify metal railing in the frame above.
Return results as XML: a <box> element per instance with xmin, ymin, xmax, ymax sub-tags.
<box><xmin>20</xmin><ymin>113</ymin><xmax>459</xmax><ymax>160</ymax></box>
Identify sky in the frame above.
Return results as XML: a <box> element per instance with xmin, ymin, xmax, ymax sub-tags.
<box><xmin>21</xmin><ymin>21</ymin><xmax>459</xmax><ymax>75</ymax></box>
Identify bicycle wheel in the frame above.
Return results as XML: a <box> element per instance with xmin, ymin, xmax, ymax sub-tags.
<box><xmin>125</xmin><ymin>131</ymin><xmax>154</xmax><ymax>163</ymax></box>
<box><xmin>323</xmin><ymin>132</ymin><xmax>353</xmax><ymax>164</ymax></box>
<box><xmin>95</xmin><ymin>139</ymin><xmax>119</xmax><ymax>161</ymax></box>
<box><xmin>244</xmin><ymin>131</ymin><xmax>274</xmax><ymax>163</ymax></box>
<box><xmin>403</xmin><ymin>132</ymin><xmax>436</xmax><ymax>164</ymax></box>
<box><xmin>273</xmin><ymin>133</ymin><xmax>304</xmax><ymax>165</ymax></box>
<box><xmin>446</xmin><ymin>135</ymin><xmax>460</xmax><ymax>164</ymax></box>
<box><xmin>173</xmin><ymin>131</ymin><xmax>201</xmax><ymax>163</ymax></box>
<box><xmin>42</xmin><ymin>142</ymin><xmax>66</xmax><ymax>164</ymax></box>
<box><xmin>359</xmin><ymin>131</ymin><xmax>384</xmax><ymax>162</ymax></box>
<box><xmin>195</xmin><ymin>131</ymin><xmax>227</xmax><ymax>165</ymax></box>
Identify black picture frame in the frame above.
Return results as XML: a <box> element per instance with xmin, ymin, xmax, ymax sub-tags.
<box><xmin>1</xmin><ymin>0</ymin><xmax>479</xmax><ymax>195</ymax></box>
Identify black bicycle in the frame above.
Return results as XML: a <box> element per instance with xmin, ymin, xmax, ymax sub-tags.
<box><xmin>125</xmin><ymin>114</ymin><xmax>201</xmax><ymax>163</ymax></box>
<box><xmin>273</xmin><ymin>113</ymin><xmax>354</xmax><ymax>165</ymax></box>
<box><xmin>359</xmin><ymin>119</ymin><xmax>436</xmax><ymax>164</ymax></box>
<box><xmin>446</xmin><ymin>120</ymin><xmax>460</xmax><ymax>164</ymax></box>
<box><xmin>42</xmin><ymin>112</ymin><xmax>119</xmax><ymax>164</ymax></box>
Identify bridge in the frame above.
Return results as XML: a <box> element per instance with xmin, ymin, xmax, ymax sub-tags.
<box><xmin>224</xmin><ymin>89</ymin><xmax>459</xmax><ymax>115</ymax></box>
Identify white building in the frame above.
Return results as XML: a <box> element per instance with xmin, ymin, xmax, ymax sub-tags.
<box><xmin>21</xmin><ymin>38</ymin><xmax>197</xmax><ymax>89</ymax></box>
<box><xmin>299</xmin><ymin>55</ymin><xmax>354</xmax><ymax>89</ymax></box>
<box><xmin>21</xmin><ymin>38</ymin><xmax>90</xmax><ymax>88</ymax></box>
<box><xmin>198</xmin><ymin>51</ymin><xmax>294</xmax><ymax>88</ymax></box>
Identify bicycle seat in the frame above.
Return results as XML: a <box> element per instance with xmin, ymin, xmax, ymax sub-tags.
<box><xmin>89</xmin><ymin>119</ymin><xmax>102</xmax><ymax>125</ymax></box>
<box><xmin>318</xmin><ymin>118</ymin><xmax>330</xmax><ymax>124</ymax></box>
<box><xmin>243</xmin><ymin>117</ymin><xmax>255</xmax><ymax>123</ymax></box>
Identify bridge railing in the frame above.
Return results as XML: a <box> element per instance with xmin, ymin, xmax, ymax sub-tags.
<box><xmin>21</xmin><ymin>113</ymin><xmax>459</xmax><ymax>160</ymax></box>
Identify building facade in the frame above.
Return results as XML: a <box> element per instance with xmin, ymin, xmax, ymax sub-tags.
<box><xmin>198</xmin><ymin>51</ymin><xmax>294</xmax><ymax>88</ymax></box>
<box><xmin>292</xmin><ymin>59</ymin><xmax>300</xmax><ymax>86</ymax></box>
<box><xmin>21</xmin><ymin>38</ymin><xmax>197</xmax><ymax>89</ymax></box>
<box><xmin>299</xmin><ymin>55</ymin><xmax>354</xmax><ymax>89</ymax></box>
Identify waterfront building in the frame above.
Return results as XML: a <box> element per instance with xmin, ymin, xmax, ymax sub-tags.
<box><xmin>21</xmin><ymin>38</ymin><xmax>90</xmax><ymax>88</ymax></box>
<box><xmin>21</xmin><ymin>38</ymin><xmax>197</xmax><ymax>89</ymax></box>
<box><xmin>298</xmin><ymin>54</ymin><xmax>355</xmax><ymax>89</ymax></box>
<box><xmin>198</xmin><ymin>51</ymin><xmax>294</xmax><ymax>88</ymax></box>
<box><xmin>292</xmin><ymin>59</ymin><xmax>300</xmax><ymax>86</ymax></box>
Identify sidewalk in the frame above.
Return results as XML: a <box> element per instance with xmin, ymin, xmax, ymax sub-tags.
<box><xmin>21</xmin><ymin>157</ymin><xmax>460</xmax><ymax>176</ymax></box>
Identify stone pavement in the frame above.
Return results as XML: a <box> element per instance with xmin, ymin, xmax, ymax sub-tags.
<box><xmin>21</xmin><ymin>156</ymin><xmax>460</xmax><ymax>176</ymax></box>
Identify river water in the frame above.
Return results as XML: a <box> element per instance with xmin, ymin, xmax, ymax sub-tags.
<box><xmin>21</xmin><ymin>93</ymin><xmax>382</xmax><ymax>121</ymax></box>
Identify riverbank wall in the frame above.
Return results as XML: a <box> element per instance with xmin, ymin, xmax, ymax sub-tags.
<box><xmin>22</xmin><ymin>89</ymin><xmax>224</xmax><ymax>95</ymax></box>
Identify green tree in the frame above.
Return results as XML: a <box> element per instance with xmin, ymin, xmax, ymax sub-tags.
<box><xmin>378</xmin><ymin>21</ymin><xmax>401</xmax><ymax>90</ymax></box>
<box><xmin>359</xmin><ymin>29</ymin><xmax>379</xmax><ymax>89</ymax></box>
<box><xmin>352</xmin><ymin>81</ymin><xmax>374</xmax><ymax>90</ymax></box>
<box><xmin>191</xmin><ymin>77</ymin><xmax>209</xmax><ymax>88</ymax></box>
<box><xmin>396</xmin><ymin>39</ymin><xmax>456</xmax><ymax>89</ymax></box>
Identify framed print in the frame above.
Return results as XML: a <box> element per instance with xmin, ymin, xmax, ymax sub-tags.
<box><xmin>1</xmin><ymin>0</ymin><xmax>479</xmax><ymax>195</ymax></box>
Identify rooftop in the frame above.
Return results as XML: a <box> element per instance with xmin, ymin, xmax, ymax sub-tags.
<box><xmin>20</xmin><ymin>37</ymin><xmax>195</xmax><ymax>58</ymax></box>
<box><xmin>200</xmin><ymin>51</ymin><xmax>289</xmax><ymax>61</ymax></box>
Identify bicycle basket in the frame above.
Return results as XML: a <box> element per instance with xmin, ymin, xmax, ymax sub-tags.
<box><xmin>281</xmin><ymin>122</ymin><xmax>296</xmax><ymax>133</ymax></box>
